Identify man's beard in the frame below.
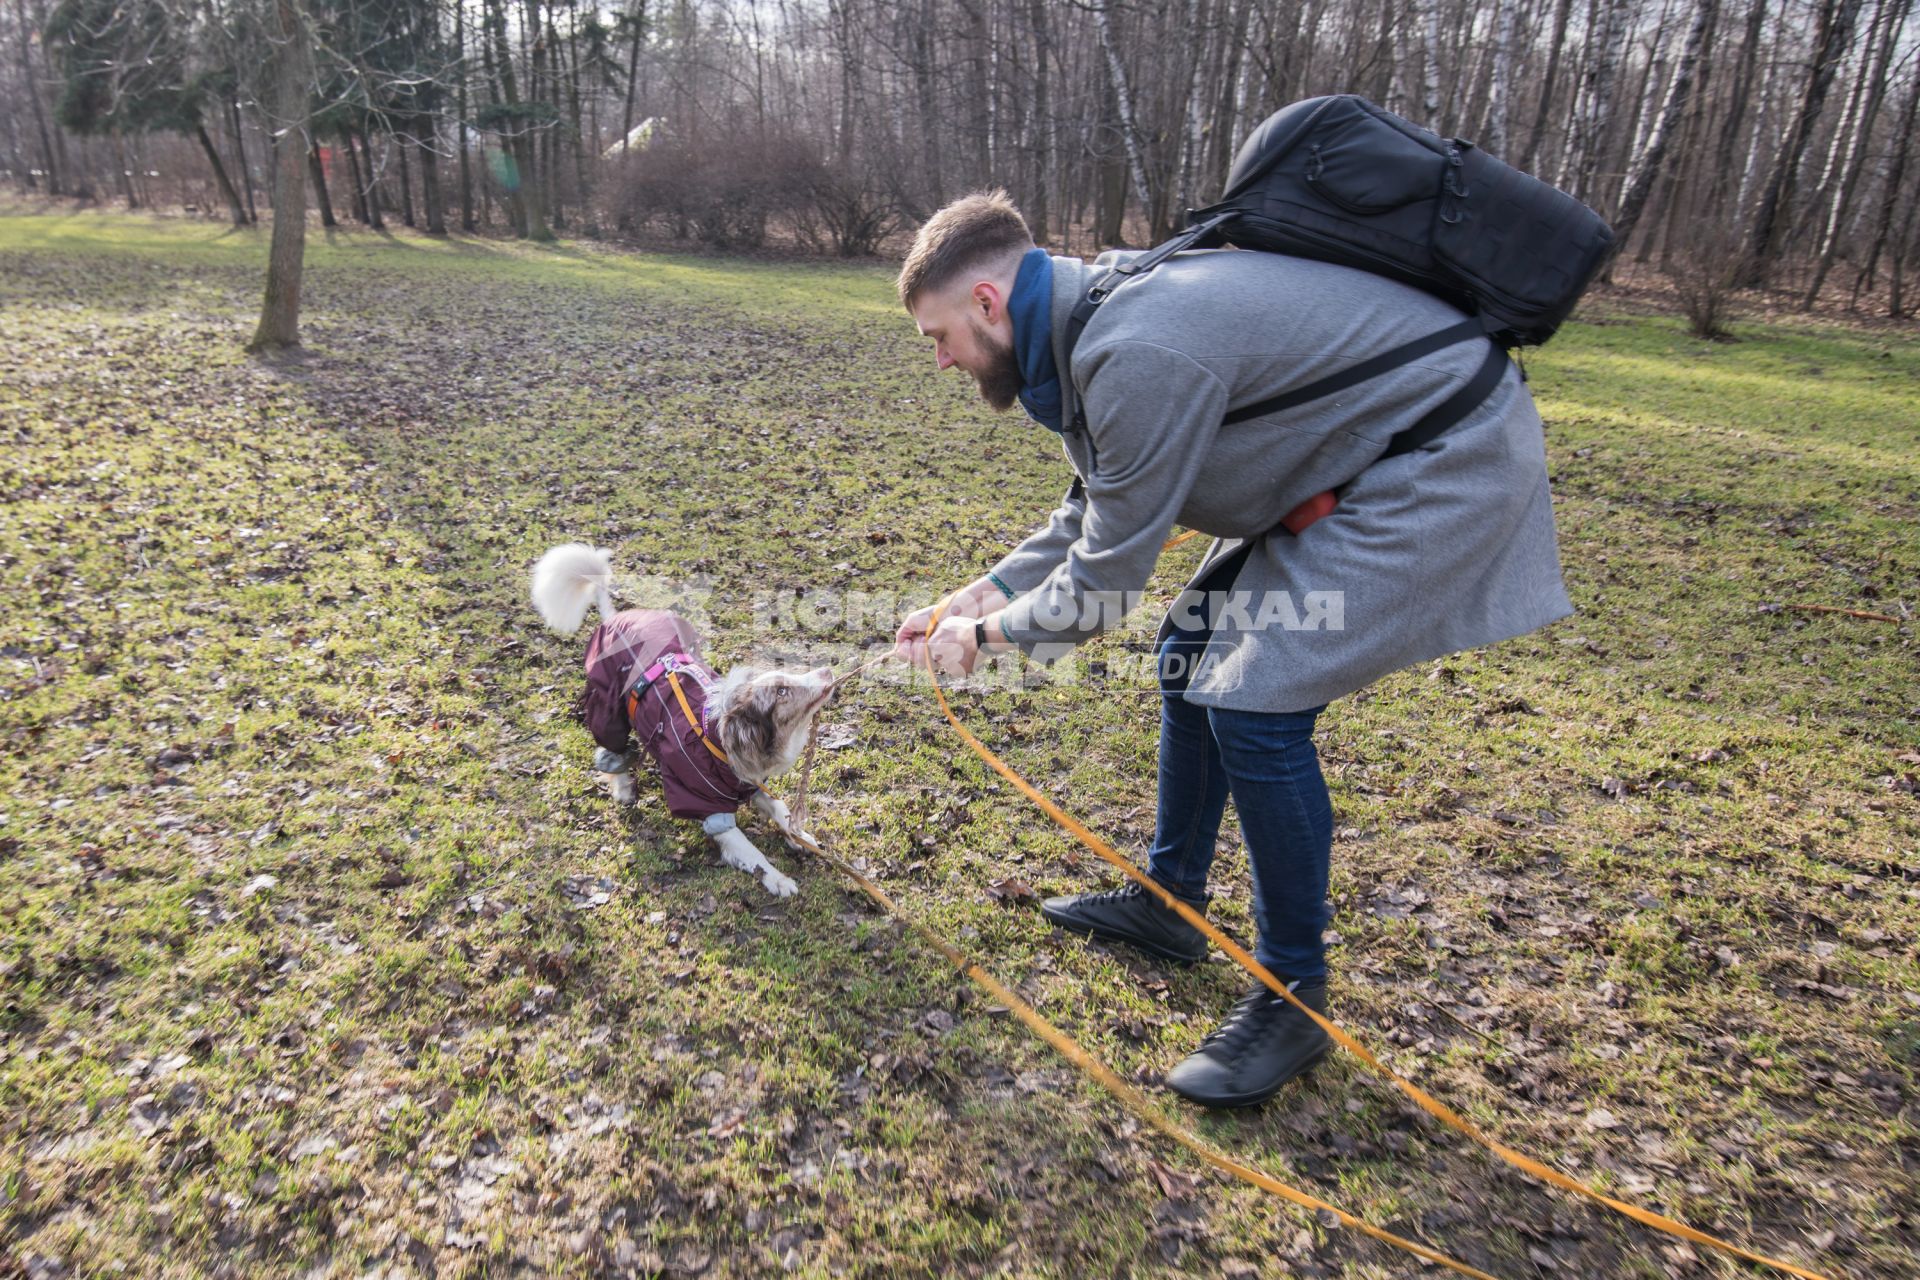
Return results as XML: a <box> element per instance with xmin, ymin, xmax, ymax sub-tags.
<box><xmin>968</xmin><ymin>319</ymin><xmax>1024</xmax><ymax>413</ymax></box>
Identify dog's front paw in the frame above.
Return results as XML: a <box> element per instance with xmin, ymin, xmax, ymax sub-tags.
<box><xmin>763</xmin><ymin>870</ymin><xmax>799</xmax><ymax>897</ymax></box>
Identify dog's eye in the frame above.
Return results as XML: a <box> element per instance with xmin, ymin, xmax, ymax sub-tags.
<box><xmin>774</xmin><ymin>685</ymin><xmax>790</xmax><ymax>699</ymax></box>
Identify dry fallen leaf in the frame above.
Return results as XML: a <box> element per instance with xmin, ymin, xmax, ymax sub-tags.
<box><xmin>984</xmin><ymin>877</ymin><xmax>1036</xmax><ymax>906</ymax></box>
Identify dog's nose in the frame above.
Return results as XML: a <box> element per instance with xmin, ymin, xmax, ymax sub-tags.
<box><xmin>813</xmin><ymin>666</ymin><xmax>835</xmax><ymax>687</ymax></box>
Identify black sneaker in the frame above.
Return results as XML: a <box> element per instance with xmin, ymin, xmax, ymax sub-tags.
<box><xmin>1040</xmin><ymin>879</ymin><xmax>1210</xmax><ymax>965</ymax></box>
<box><xmin>1164</xmin><ymin>979</ymin><xmax>1331</xmax><ymax>1108</ymax></box>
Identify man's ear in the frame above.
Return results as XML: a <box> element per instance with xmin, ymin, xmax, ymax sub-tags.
<box><xmin>971</xmin><ymin>280</ymin><xmax>1006</xmax><ymax>325</ymax></box>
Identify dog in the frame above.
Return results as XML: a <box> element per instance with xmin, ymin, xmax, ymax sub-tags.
<box><xmin>531</xmin><ymin>543</ymin><xmax>833</xmax><ymax>897</ymax></box>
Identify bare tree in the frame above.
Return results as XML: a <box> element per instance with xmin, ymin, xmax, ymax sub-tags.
<box><xmin>1093</xmin><ymin>0</ymin><xmax>1152</xmax><ymax>219</ymax></box>
<box><xmin>1610</xmin><ymin>0</ymin><xmax>1717</xmax><ymax>252</ymax></box>
<box><xmin>1801</xmin><ymin>0</ymin><xmax>1912</xmax><ymax>303</ymax></box>
<box><xmin>1741</xmin><ymin>0</ymin><xmax>1867</xmax><ymax>283</ymax></box>
<box><xmin>248</xmin><ymin>0</ymin><xmax>312</xmax><ymax>350</ymax></box>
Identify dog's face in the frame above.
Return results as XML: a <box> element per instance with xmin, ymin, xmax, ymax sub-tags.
<box><xmin>712</xmin><ymin>666</ymin><xmax>835</xmax><ymax>783</ymax></box>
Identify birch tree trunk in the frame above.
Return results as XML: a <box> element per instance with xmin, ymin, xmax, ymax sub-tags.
<box><xmin>1521</xmin><ymin>0</ymin><xmax>1578</xmax><ymax>171</ymax></box>
<box><xmin>1708</xmin><ymin>0</ymin><xmax>1766</xmax><ymax>210</ymax></box>
<box><xmin>1801</xmin><ymin>0</ymin><xmax>1910</xmax><ymax>303</ymax></box>
<box><xmin>1486</xmin><ymin>1</ymin><xmax>1519</xmax><ymax>157</ymax></box>
<box><xmin>1741</xmin><ymin>0</ymin><xmax>1866</xmax><ymax>283</ymax></box>
<box><xmin>1094</xmin><ymin>0</ymin><xmax>1153</xmax><ymax>219</ymax></box>
<box><xmin>1209</xmin><ymin>0</ymin><xmax>1253</xmax><ymax>183</ymax></box>
<box><xmin>1610</xmin><ymin>0</ymin><xmax>1717</xmax><ymax>254</ymax></box>
<box><xmin>1417</xmin><ymin>0</ymin><xmax>1443</xmax><ymax>126</ymax></box>
<box><xmin>1852</xmin><ymin>65</ymin><xmax>1919</xmax><ymax>305</ymax></box>
<box><xmin>1568</xmin><ymin>0</ymin><xmax>1632</xmax><ymax>202</ymax></box>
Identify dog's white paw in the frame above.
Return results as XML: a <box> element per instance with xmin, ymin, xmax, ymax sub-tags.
<box><xmin>781</xmin><ymin>827</ymin><xmax>815</xmax><ymax>852</ymax></box>
<box><xmin>763</xmin><ymin>870</ymin><xmax>799</xmax><ymax>897</ymax></box>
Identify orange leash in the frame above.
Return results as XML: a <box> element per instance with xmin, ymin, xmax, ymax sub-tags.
<box><xmin>925</xmin><ymin>604</ymin><xmax>1836</xmax><ymax>1280</ymax></box>
<box><xmin>660</xmin><ymin>672</ymin><xmax>1498</xmax><ymax>1277</ymax></box>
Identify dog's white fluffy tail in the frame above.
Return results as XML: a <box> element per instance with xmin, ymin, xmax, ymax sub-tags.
<box><xmin>531</xmin><ymin>543</ymin><xmax>617</xmax><ymax>634</ymax></box>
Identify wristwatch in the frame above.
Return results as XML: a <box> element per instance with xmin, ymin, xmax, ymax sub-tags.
<box><xmin>973</xmin><ymin>618</ymin><xmax>989</xmax><ymax>651</ymax></box>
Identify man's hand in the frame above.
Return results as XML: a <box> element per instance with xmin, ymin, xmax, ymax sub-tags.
<box><xmin>921</xmin><ymin>613</ymin><xmax>981</xmax><ymax>678</ymax></box>
<box><xmin>892</xmin><ymin>597</ymin><xmax>955</xmax><ymax>664</ymax></box>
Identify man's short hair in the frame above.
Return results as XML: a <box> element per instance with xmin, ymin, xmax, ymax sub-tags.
<box><xmin>897</xmin><ymin>190</ymin><xmax>1033</xmax><ymax>309</ymax></box>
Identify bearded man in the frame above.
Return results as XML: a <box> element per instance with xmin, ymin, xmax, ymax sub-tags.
<box><xmin>893</xmin><ymin>190</ymin><xmax>1569</xmax><ymax>1107</ymax></box>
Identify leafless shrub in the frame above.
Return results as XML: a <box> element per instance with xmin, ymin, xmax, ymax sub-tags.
<box><xmin>612</xmin><ymin>127</ymin><xmax>800</xmax><ymax>249</ymax></box>
<box><xmin>1668</xmin><ymin>229</ymin><xmax>1745</xmax><ymax>341</ymax></box>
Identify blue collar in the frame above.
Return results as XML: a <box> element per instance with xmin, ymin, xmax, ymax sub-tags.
<box><xmin>1008</xmin><ymin>249</ymin><xmax>1063</xmax><ymax>431</ymax></box>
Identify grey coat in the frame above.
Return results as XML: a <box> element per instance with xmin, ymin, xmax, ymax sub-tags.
<box><xmin>989</xmin><ymin>250</ymin><xmax>1572</xmax><ymax>713</ymax></box>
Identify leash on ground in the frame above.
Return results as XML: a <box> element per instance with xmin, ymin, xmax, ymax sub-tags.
<box><xmin>661</xmin><ymin>671</ymin><xmax>1499</xmax><ymax>1279</ymax></box>
<box><xmin>903</xmin><ymin>588</ymin><xmax>1835</xmax><ymax>1280</ymax></box>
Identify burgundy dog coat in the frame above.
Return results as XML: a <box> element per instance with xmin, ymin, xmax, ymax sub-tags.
<box><xmin>579</xmin><ymin>609</ymin><xmax>757</xmax><ymax>820</ymax></box>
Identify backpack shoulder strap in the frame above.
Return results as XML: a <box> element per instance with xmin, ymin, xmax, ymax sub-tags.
<box><xmin>1064</xmin><ymin>212</ymin><xmax>1240</xmax><ymax>431</ymax></box>
<box><xmin>1221</xmin><ymin>317</ymin><xmax>1487</xmax><ymax>426</ymax></box>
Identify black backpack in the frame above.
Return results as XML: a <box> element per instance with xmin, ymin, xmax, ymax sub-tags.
<box><xmin>1064</xmin><ymin>94</ymin><xmax>1614</xmax><ymax>451</ymax></box>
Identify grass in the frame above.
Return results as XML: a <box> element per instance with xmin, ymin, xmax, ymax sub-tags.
<box><xmin>0</xmin><ymin>207</ymin><xmax>1915</xmax><ymax>1279</ymax></box>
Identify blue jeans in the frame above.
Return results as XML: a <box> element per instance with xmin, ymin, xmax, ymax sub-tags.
<box><xmin>1147</xmin><ymin>610</ymin><xmax>1334</xmax><ymax>981</ymax></box>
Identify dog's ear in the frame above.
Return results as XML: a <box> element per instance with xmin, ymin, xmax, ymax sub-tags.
<box><xmin>716</xmin><ymin>680</ymin><xmax>777</xmax><ymax>778</ymax></box>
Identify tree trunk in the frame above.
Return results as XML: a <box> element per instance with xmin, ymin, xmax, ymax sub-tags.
<box><xmin>249</xmin><ymin>0</ymin><xmax>312</xmax><ymax>352</ymax></box>
<box><xmin>1568</xmin><ymin>0</ymin><xmax>1631</xmax><ymax>202</ymax></box>
<box><xmin>620</xmin><ymin>0</ymin><xmax>643</xmax><ymax>152</ymax></box>
<box><xmin>1888</xmin><ymin>177</ymin><xmax>1919</xmax><ymax>316</ymax></box>
<box><xmin>1093</xmin><ymin>0</ymin><xmax>1153</xmax><ymax>220</ymax></box>
<box><xmin>398</xmin><ymin>134</ymin><xmax>417</xmax><ymax>227</ymax></box>
<box><xmin>228</xmin><ymin>95</ymin><xmax>258</xmax><ymax>223</ymax></box>
<box><xmin>563</xmin><ymin>0</ymin><xmax>589</xmax><ymax>223</ymax></box>
<box><xmin>307</xmin><ymin>140</ymin><xmax>337</xmax><ymax>227</ymax></box>
<box><xmin>529</xmin><ymin>0</ymin><xmax>561</xmax><ymax>230</ymax></box>
<box><xmin>1852</xmin><ymin>65</ymin><xmax>1919</xmax><ymax>302</ymax></box>
<box><xmin>456</xmin><ymin>0</ymin><xmax>475</xmax><ymax>231</ymax></box>
<box><xmin>16</xmin><ymin>0</ymin><xmax>63</xmax><ymax>194</ymax></box>
<box><xmin>354</xmin><ymin>127</ymin><xmax>385</xmax><ymax>228</ymax></box>
<box><xmin>489</xmin><ymin>0</ymin><xmax>552</xmax><ymax>239</ymax></box>
<box><xmin>419</xmin><ymin>121</ymin><xmax>446</xmax><ymax>234</ymax></box>
<box><xmin>114</xmin><ymin>137</ymin><xmax>138</xmax><ymax>208</ymax></box>
<box><xmin>1210</xmin><ymin>0</ymin><xmax>1253</xmax><ymax>185</ymax></box>
<box><xmin>1025</xmin><ymin>0</ymin><xmax>1051</xmax><ymax>244</ymax></box>
<box><xmin>1802</xmin><ymin>0</ymin><xmax>1911</xmax><ymax>304</ymax></box>
<box><xmin>1708</xmin><ymin>0</ymin><xmax>1767</xmax><ymax>210</ymax></box>
<box><xmin>1416</xmin><ymin>0</ymin><xmax>1443</xmax><ymax>127</ymax></box>
<box><xmin>341</xmin><ymin>127</ymin><xmax>370</xmax><ymax>223</ymax></box>
<box><xmin>1609</xmin><ymin>0</ymin><xmax>1717</xmax><ymax>255</ymax></box>
<box><xmin>1095</xmin><ymin>73</ymin><xmax>1127</xmax><ymax>245</ymax></box>
<box><xmin>1486</xmin><ymin>1</ymin><xmax>1519</xmax><ymax>157</ymax></box>
<box><xmin>1521</xmin><ymin>0</ymin><xmax>1578</xmax><ymax>171</ymax></box>
<box><xmin>194</xmin><ymin>122</ymin><xmax>250</xmax><ymax>226</ymax></box>
<box><xmin>1614</xmin><ymin>0</ymin><xmax>1675</xmax><ymax>209</ymax></box>
<box><xmin>1741</xmin><ymin>0</ymin><xmax>1867</xmax><ymax>284</ymax></box>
